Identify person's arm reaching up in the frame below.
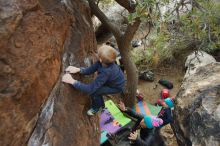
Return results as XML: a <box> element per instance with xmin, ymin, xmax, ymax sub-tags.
<box><xmin>118</xmin><ymin>101</ymin><xmax>144</xmax><ymax>120</ymax></box>
<box><xmin>72</xmin><ymin>70</ymin><xmax>109</xmax><ymax>94</ymax></box>
<box><xmin>79</xmin><ymin>61</ymin><xmax>100</xmax><ymax>75</ymax></box>
<box><xmin>65</xmin><ymin>61</ymin><xmax>100</xmax><ymax>75</ymax></box>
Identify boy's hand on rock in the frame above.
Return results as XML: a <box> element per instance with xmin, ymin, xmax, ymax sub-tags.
<box><xmin>62</xmin><ymin>73</ymin><xmax>76</xmax><ymax>84</ymax></box>
<box><xmin>65</xmin><ymin>66</ymin><xmax>80</xmax><ymax>74</ymax></box>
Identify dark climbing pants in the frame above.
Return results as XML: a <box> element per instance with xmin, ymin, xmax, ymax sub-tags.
<box><xmin>90</xmin><ymin>86</ymin><xmax>122</xmax><ymax>110</ymax></box>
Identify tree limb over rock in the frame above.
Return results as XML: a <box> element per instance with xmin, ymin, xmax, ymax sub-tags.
<box><xmin>115</xmin><ymin>0</ymin><xmax>136</xmax><ymax>13</ymax></box>
<box><xmin>88</xmin><ymin>0</ymin><xmax>122</xmax><ymax>39</ymax></box>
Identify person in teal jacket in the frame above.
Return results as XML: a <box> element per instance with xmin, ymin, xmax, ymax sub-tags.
<box><xmin>62</xmin><ymin>45</ymin><xmax>125</xmax><ymax>116</ymax></box>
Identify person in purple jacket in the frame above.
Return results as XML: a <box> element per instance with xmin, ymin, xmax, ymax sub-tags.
<box><xmin>62</xmin><ymin>45</ymin><xmax>125</xmax><ymax>116</ymax></box>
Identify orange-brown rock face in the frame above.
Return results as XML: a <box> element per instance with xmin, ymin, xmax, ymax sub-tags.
<box><xmin>0</xmin><ymin>0</ymin><xmax>99</xmax><ymax>146</ymax></box>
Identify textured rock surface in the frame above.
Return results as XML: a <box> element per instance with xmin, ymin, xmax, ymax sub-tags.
<box><xmin>184</xmin><ymin>51</ymin><xmax>216</xmax><ymax>78</ymax></box>
<box><xmin>173</xmin><ymin>63</ymin><xmax>220</xmax><ymax>146</ymax></box>
<box><xmin>0</xmin><ymin>0</ymin><xmax>99</xmax><ymax>146</ymax></box>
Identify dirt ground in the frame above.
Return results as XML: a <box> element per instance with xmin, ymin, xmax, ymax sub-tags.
<box><xmin>137</xmin><ymin>66</ymin><xmax>184</xmax><ymax>103</ymax></box>
<box><xmin>137</xmin><ymin>64</ymin><xmax>184</xmax><ymax>146</ymax></box>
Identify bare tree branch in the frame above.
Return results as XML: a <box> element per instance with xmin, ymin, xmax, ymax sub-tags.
<box><xmin>142</xmin><ymin>22</ymin><xmax>151</xmax><ymax>50</ymax></box>
<box><xmin>115</xmin><ymin>0</ymin><xmax>136</xmax><ymax>13</ymax></box>
<box><xmin>96</xmin><ymin>0</ymin><xmax>100</xmax><ymax>6</ymax></box>
<box><xmin>176</xmin><ymin>8</ymin><xmax>180</xmax><ymax>20</ymax></box>
<box><xmin>122</xmin><ymin>19</ymin><xmax>141</xmax><ymax>44</ymax></box>
<box><xmin>87</xmin><ymin>0</ymin><xmax>122</xmax><ymax>39</ymax></box>
<box><xmin>121</xmin><ymin>0</ymin><xmax>150</xmax><ymax>45</ymax></box>
<box><xmin>208</xmin><ymin>25</ymin><xmax>212</xmax><ymax>43</ymax></box>
<box><xmin>144</xmin><ymin>23</ymin><xmax>151</xmax><ymax>40</ymax></box>
<box><xmin>156</xmin><ymin>2</ymin><xmax>161</xmax><ymax>18</ymax></box>
<box><xmin>192</xmin><ymin>0</ymin><xmax>206</xmax><ymax>12</ymax></box>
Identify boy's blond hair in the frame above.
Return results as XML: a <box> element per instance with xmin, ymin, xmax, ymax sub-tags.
<box><xmin>98</xmin><ymin>45</ymin><xmax>117</xmax><ymax>64</ymax></box>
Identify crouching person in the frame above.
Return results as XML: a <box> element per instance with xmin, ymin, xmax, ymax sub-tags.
<box><xmin>118</xmin><ymin>102</ymin><xmax>165</xmax><ymax>146</ymax></box>
<box><xmin>62</xmin><ymin>45</ymin><xmax>125</xmax><ymax>116</ymax></box>
<box><xmin>157</xmin><ymin>97</ymin><xmax>174</xmax><ymax>126</ymax></box>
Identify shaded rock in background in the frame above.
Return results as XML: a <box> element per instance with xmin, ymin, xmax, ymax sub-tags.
<box><xmin>211</xmin><ymin>49</ymin><xmax>220</xmax><ymax>62</ymax></box>
<box><xmin>139</xmin><ymin>70</ymin><xmax>155</xmax><ymax>82</ymax></box>
<box><xmin>184</xmin><ymin>51</ymin><xmax>216</xmax><ymax>78</ymax></box>
<box><xmin>92</xmin><ymin>2</ymin><xmax>128</xmax><ymax>45</ymax></box>
<box><xmin>131</xmin><ymin>40</ymin><xmax>142</xmax><ymax>48</ymax></box>
<box><xmin>0</xmin><ymin>0</ymin><xmax>99</xmax><ymax>146</ymax></box>
<box><xmin>172</xmin><ymin>63</ymin><xmax>220</xmax><ymax>146</ymax></box>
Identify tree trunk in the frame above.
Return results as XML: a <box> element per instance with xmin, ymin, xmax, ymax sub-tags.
<box><xmin>117</xmin><ymin>20</ymin><xmax>141</xmax><ymax>108</ymax></box>
<box><xmin>118</xmin><ymin>43</ymin><xmax>138</xmax><ymax>107</ymax></box>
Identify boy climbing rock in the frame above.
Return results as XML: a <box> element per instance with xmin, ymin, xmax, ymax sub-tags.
<box><xmin>62</xmin><ymin>45</ymin><xmax>125</xmax><ymax>116</ymax></box>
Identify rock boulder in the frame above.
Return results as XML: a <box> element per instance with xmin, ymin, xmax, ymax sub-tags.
<box><xmin>173</xmin><ymin>63</ymin><xmax>220</xmax><ymax>146</ymax></box>
<box><xmin>0</xmin><ymin>0</ymin><xmax>99</xmax><ymax>146</ymax></box>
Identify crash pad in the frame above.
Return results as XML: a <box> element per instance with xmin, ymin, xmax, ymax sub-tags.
<box><xmin>135</xmin><ymin>101</ymin><xmax>162</xmax><ymax>116</ymax></box>
<box><xmin>105</xmin><ymin>100</ymin><xmax>131</xmax><ymax>126</ymax></box>
<box><xmin>100</xmin><ymin>131</ymin><xmax>108</xmax><ymax>144</ymax></box>
<box><xmin>100</xmin><ymin>100</ymin><xmax>131</xmax><ymax>144</ymax></box>
<box><xmin>100</xmin><ymin>108</ymin><xmax>122</xmax><ymax>134</ymax></box>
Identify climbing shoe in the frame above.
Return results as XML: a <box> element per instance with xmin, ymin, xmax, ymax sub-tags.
<box><xmin>87</xmin><ymin>108</ymin><xmax>99</xmax><ymax>116</ymax></box>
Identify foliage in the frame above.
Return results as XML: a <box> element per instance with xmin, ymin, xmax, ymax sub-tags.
<box><xmin>128</xmin><ymin>0</ymin><xmax>170</xmax><ymax>24</ymax></box>
<box><xmin>131</xmin><ymin>0</ymin><xmax>220</xmax><ymax>68</ymax></box>
<box><xmin>131</xmin><ymin>47</ymin><xmax>154</xmax><ymax>69</ymax></box>
<box><xmin>179</xmin><ymin>1</ymin><xmax>220</xmax><ymax>52</ymax></box>
<box><xmin>161</xmin><ymin>0</ymin><xmax>220</xmax><ymax>55</ymax></box>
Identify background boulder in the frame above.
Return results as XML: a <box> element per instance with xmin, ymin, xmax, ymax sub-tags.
<box><xmin>184</xmin><ymin>51</ymin><xmax>216</xmax><ymax>78</ymax></box>
<box><xmin>173</xmin><ymin>62</ymin><xmax>220</xmax><ymax>146</ymax></box>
